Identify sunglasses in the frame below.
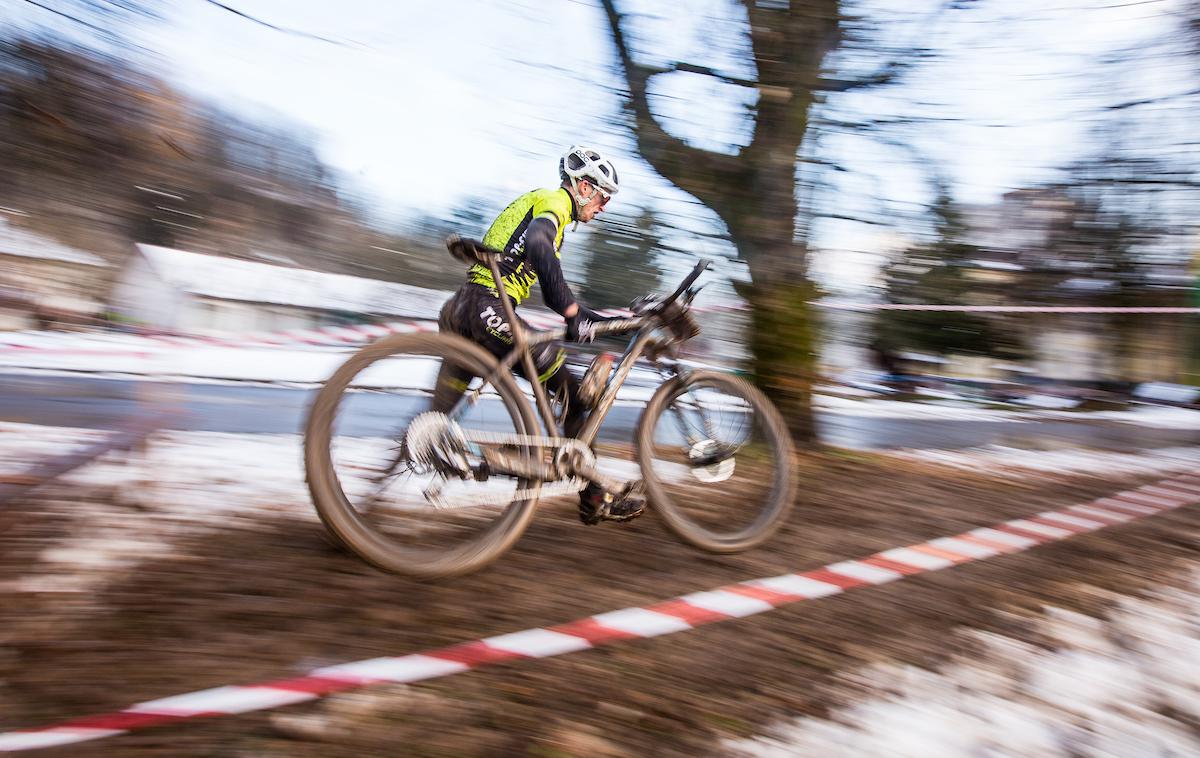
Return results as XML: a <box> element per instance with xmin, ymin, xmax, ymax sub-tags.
<box><xmin>588</xmin><ymin>184</ymin><xmax>612</xmax><ymax>206</ymax></box>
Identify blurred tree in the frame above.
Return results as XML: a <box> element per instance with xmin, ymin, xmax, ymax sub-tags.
<box><xmin>13</xmin><ymin>0</ymin><xmax>159</xmax><ymax>46</ymax></box>
<box><xmin>876</xmin><ymin>159</ymin><xmax>1186</xmax><ymax>382</ymax></box>
<box><xmin>448</xmin><ymin>195</ymin><xmax>495</xmax><ymax>239</ymax></box>
<box><xmin>600</xmin><ymin>0</ymin><xmax>921</xmax><ymax>444</ymax></box>
<box><xmin>1045</xmin><ymin>160</ymin><xmax>1184</xmax><ymax>380</ymax></box>
<box><xmin>0</xmin><ymin>36</ymin><xmax>165</xmax><ymax>252</ymax></box>
<box><xmin>0</xmin><ymin>34</ymin><xmax>450</xmax><ymax>290</ymax></box>
<box><xmin>576</xmin><ymin>209</ymin><xmax>662</xmax><ymax>310</ymax></box>
<box><xmin>409</xmin><ymin>194</ymin><xmax>495</xmax><ymax>241</ymax></box>
<box><xmin>873</xmin><ymin>194</ymin><xmax>1026</xmax><ymax>364</ymax></box>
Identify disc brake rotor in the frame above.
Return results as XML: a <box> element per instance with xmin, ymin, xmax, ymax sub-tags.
<box><xmin>688</xmin><ymin>439</ymin><xmax>736</xmax><ymax>483</ymax></box>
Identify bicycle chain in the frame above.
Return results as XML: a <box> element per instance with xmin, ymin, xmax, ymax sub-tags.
<box><xmin>427</xmin><ymin>478</ymin><xmax>587</xmax><ymax>511</ymax></box>
<box><xmin>423</xmin><ymin>431</ymin><xmax>591</xmax><ymax>510</ymax></box>
<box><xmin>459</xmin><ymin>430</ymin><xmax>580</xmax><ymax>450</ymax></box>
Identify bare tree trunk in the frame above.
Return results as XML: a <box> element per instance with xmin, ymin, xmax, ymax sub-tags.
<box><xmin>724</xmin><ymin>145</ymin><xmax>819</xmax><ymax>445</ymax></box>
<box><xmin>600</xmin><ymin>0</ymin><xmax>838</xmax><ymax>446</ymax></box>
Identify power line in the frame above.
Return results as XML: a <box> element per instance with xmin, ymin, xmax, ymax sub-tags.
<box><xmin>19</xmin><ymin>0</ymin><xmax>115</xmax><ymax>37</ymax></box>
<box><xmin>201</xmin><ymin>0</ymin><xmax>360</xmax><ymax>48</ymax></box>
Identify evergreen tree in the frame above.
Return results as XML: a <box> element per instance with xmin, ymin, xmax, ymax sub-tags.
<box><xmin>576</xmin><ymin>209</ymin><xmax>662</xmax><ymax>310</ymax></box>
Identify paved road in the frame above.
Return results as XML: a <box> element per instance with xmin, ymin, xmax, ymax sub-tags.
<box><xmin>1</xmin><ymin>372</ymin><xmax>1198</xmax><ymax>451</ymax></box>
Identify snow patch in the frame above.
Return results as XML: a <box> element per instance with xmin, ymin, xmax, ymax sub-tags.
<box><xmin>887</xmin><ymin>445</ymin><xmax>1200</xmax><ymax>479</ymax></box>
<box><xmin>816</xmin><ymin>395</ymin><xmax>1031</xmax><ymax>422</ymax></box>
<box><xmin>5</xmin><ymin>425</ymin><xmax>661</xmax><ymax>594</ymax></box>
<box><xmin>728</xmin><ymin>568</ymin><xmax>1200</xmax><ymax>757</ymax></box>
<box><xmin>1041</xmin><ymin>405</ymin><xmax>1200</xmax><ymax>430</ymax></box>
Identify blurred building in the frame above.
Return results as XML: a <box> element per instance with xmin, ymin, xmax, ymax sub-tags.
<box><xmin>110</xmin><ymin>244</ymin><xmax>451</xmax><ymax>333</ymax></box>
<box><xmin>836</xmin><ymin>188</ymin><xmax>1190</xmax><ymax>385</ymax></box>
<box><xmin>963</xmin><ymin>188</ymin><xmax>1077</xmax><ymax>268</ymax></box>
<box><xmin>0</xmin><ymin>217</ymin><xmax>110</xmax><ymax>329</ymax></box>
<box><xmin>958</xmin><ymin>188</ymin><xmax>1189</xmax><ymax>383</ymax></box>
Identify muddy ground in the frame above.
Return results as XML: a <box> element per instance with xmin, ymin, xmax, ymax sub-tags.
<box><xmin>1</xmin><ymin>445</ymin><xmax>1198</xmax><ymax>756</ymax></box>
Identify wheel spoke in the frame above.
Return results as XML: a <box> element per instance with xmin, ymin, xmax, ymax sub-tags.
<box><xmin>638</xmin><ymin>371</ymin><xmax>795</xmax><ymax>553</ymax></box>
<box><xmin>304</xmin><ymin>333</ymin><xmax>541</xmax><ymax>577</ymax></box>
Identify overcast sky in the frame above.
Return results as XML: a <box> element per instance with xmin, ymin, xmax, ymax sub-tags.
<box><xmin>7</xmin><ymin>0</ymin><xmax>1194</xmax><ymax>291</ymax></box>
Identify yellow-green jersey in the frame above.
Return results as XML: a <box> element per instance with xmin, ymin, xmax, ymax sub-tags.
<box><xmin>468</xmin><ymin>187</ymin><xmax>577</xmax><ymax>307</ymax></box>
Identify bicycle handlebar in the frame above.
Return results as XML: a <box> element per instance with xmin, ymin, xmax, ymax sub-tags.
<box><xmin>524</xmin><ymin>260</ymin><xmax>709</xmax><ymax>348</ymax></box>
<box><xmin>657</xmin><ymin>259</ymin><xmax>710</xmax><ymax>312</ymax></box>
<box><xmin>525</xmin><ymin>316</ymin><xmax>646</xmax><ymax>347</ymax></box>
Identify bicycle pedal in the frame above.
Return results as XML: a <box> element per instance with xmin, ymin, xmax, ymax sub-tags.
<box><xmin>578</xmin><ymin>490</ymin><xmax>644</xmax><ymax>525</ymax></box>
<box><xmin>577</xmin><ymin>490</ymin><xmax>613</xmax><ymax>526</ymax></box>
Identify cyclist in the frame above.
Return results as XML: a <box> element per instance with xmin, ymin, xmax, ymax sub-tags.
<box><xmin>434</xmin><ymin>145</ymin><xmax>644</xmax><ymax>524</ymax></box>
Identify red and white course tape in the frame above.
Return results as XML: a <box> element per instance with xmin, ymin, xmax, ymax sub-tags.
<box><xmin>818</xmin><ymin>303</ymin><xmax>1200</xmax><ymax>313</ymax></box>
<box><xmin>10</xmin><ymin>302</ymin><xmax>1189</xmax><ymax>356</ymax></box>
<box><xmin>0</xmin><ymin>311</ymin><xmax>616</xmax><ymax>354</ymax></box>
<box><xmin>2</xmin><ymin>473</ymin><xmax>1199</xmax><ymax>752</ymax></box>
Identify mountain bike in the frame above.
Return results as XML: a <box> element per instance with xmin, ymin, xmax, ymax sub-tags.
<box><xmin>304</xmin><ymin>237</ymin><xmax>796</xmax><ymax>577</ymax></box>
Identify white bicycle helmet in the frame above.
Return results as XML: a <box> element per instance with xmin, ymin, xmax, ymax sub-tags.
<box><xmin>559</xmin><ymin>145</ymin><xmax>620</xmax><ymax>202</ymax></box>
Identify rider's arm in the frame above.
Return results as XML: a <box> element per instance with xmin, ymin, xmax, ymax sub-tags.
<box><xmin>525</xmin><ymin>217</ymin><xmax>585</xmax><ymax>318</ymax></box>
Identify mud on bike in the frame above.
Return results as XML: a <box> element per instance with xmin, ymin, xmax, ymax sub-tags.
<box><xmin>304</xmin><ymin>237</ymin><xmax>796</xmax><ymax>577</ymax></box>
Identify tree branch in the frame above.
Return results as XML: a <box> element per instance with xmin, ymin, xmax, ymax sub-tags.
<box><xmin>815</xmin><ymin>0</ymin><xmax>961</xmax><ymax>95</ymax></box>
<box><xmin>642</xmin><ymin>61</ymin><xmax>758</xmax><ymax>89</ymax></box>
<box><xmin>1107</xmin><ymin>86</ymin><xmax>1200</xmax><ymax>110</ymax></box>
<box><xmin>811</xmin><ymin>114</ymin><xmax>964</xmax><ymax>131</ymax></box>
<box><xmin>20</xmin><ymin>0</ymin><xmax>116</xmax><ymax>38</ymax></box>
<box><xmin>817</xmin><ymin>62</ymin><xmax>907</xmax><ymax>92</ymax></box>
<box><xmin>599</xmin><ymin>0</ymin><xmax>744</xmax><ymax>215</ymax></box>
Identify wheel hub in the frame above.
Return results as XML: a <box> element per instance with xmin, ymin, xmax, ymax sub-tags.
<box><xmin>688</xmin><ymin>439</ymin><xmax>735</xmax><ymax>483</ymax></box>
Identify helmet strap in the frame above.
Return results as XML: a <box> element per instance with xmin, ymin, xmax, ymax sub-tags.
<box><xmin>569</xmin><ymin>177</ymin><xmax>586</xmax><ymax>204</ymax></box>
<box><xmin>567</xmin><ymin>177</ymin><xmax>592</xmax><ymax>224</ymax></box>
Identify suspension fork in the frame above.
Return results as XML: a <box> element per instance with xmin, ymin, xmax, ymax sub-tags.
<box><xmin>661</xmin><ymin>366</ymin><xmax>721</xmax><ymax>449</ymax></box>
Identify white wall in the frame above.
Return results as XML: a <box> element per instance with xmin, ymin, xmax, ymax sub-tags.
<box><xmin>186</xmin><ymin>298</ymin><xmax>319</xmax><ymax>333</ymax></box>
<box><xmin>1033</xmin><ymin>328</ymin><xmax>1110</xmax><ymax>380</ymax></box>
<box><xmin>110</xmin><ymin>254</ymin><xmax>183</xmax><ymax>329</ymax></box>
<box><xmin>0</xmin><ymin>309</ymin><xmax>32</xmax><ymax>330</ymax></box>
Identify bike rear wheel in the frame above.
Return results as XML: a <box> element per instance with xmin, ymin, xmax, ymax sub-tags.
<box><xmin>636</xmin><ymin>370</ymin><xmax>795</xmax><ymax>552</ymax></box>
<box><xmin>304</xmin><ymin>332</ymin><xmax>541</xmax><ymax>577</ymax></box>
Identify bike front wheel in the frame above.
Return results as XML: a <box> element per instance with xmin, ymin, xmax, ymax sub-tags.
<box><xmin>636</xmin><ymin>370</ymin><xmax>795</xmax><ymax>553</ymax></box>
<box><xmin>304</xmin><ymin>332</ymin><xmax>542</xmax><ymax>578</ymax></box>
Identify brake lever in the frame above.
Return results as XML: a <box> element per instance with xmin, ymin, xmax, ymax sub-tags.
<box><xmin>630</xmin><ymin>293</ymin><xmax>660</xmax><ymax>315</ymax></box>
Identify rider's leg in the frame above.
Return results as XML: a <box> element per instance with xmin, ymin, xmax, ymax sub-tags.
<box><xmin>532</xmin><ymin>346</ymin><xmax>641</xmax><ymax>523</ymax></box>
<box><xmin>454</xmin><ymin>286</ymin><xmax>641</xmax><ymax>524</ymax></box>
<box><xmin>431</xmin><ymin>290</ymin><xmax>476</xmax><ymax>414</ymax></box>
<box><xmin>431</xmin><ymin>362</ymin><xmax>474</xmax><ymax>414</ymax></box>
<box><xmin>452</xmin><ymin>286</ymin><xmax>589</xmax><ymax>435</ymax></box>
<box><xmin>528</xmin><ymin>343</ymin><xmax>587</xmax><ymax>438</ymax></box>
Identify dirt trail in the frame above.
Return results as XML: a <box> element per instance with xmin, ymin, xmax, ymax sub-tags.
<box><xmin>1</xmin><ymin>444</ymin><xmax>1197</xmax><ymax>756</ymax></box>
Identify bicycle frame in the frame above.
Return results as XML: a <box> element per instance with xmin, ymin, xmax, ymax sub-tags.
<box><xmin>449</xmin><ymin>254</ymin><xmax>664</xmax><ymax>448</ymax></box>
<box><xmin>523</xmin><ymin>320</ymin><xmax>657</xmax><ymax>446</ymax></box>
<box><xmin>434</xmin><ymin>251</ymin><xmax>710</xmax><ymax>495</ymax></box>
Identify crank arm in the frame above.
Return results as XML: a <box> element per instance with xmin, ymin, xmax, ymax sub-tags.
<box><xmin>567</xmin><ymin>458</ymin><xmax>639</xmax><ymax>497</ymax></box>
<box><xmin>479</xmin><ymin>446</ymin><xmax>557</xmax><ymax>481</ymax></box>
